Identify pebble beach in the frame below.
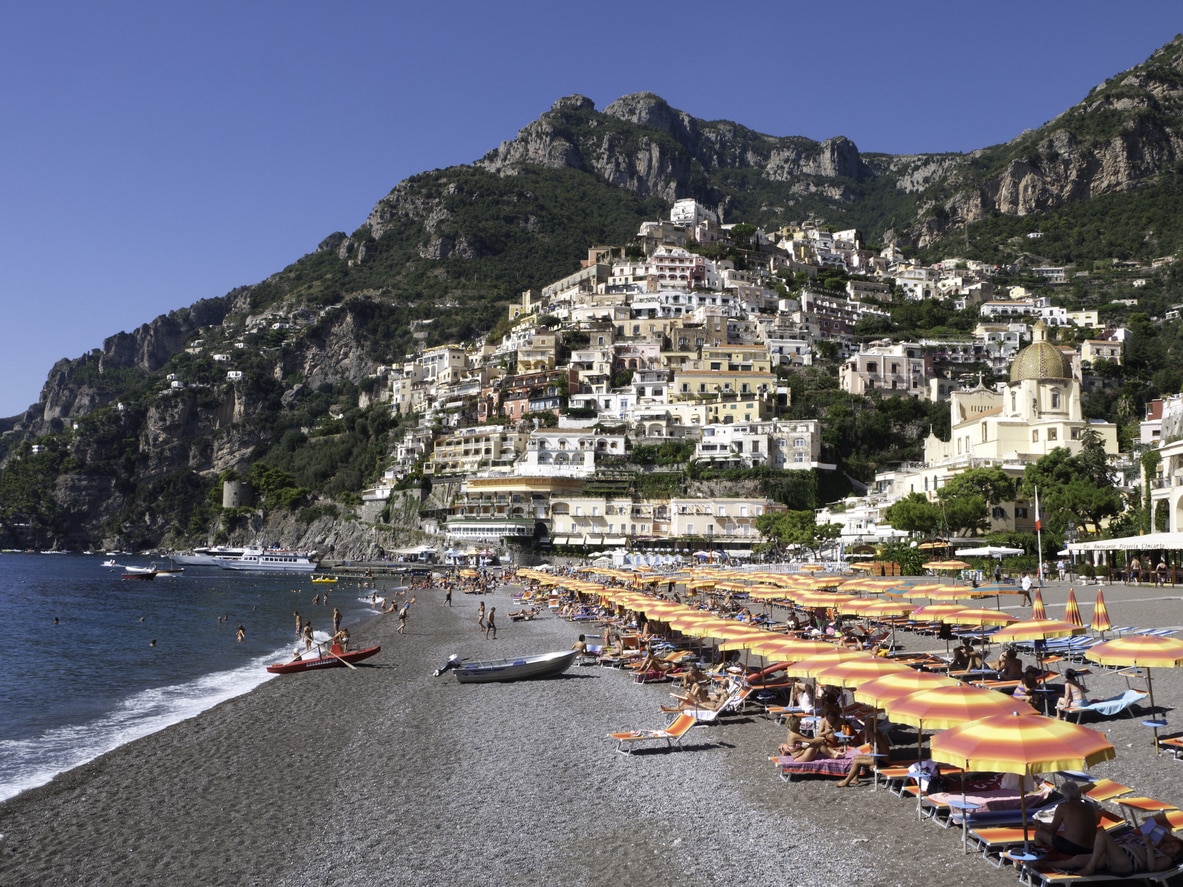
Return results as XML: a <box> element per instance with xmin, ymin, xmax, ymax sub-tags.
<box><xmin>2</xmin><ymin>575</ymin><xmax>1183</xmax><ymax>887</ymax></box>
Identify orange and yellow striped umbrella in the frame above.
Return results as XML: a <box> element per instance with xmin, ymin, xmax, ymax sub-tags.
<box><xmin>1090</xmin><ymin>587</ymin><xmax>1112</xmax><ymax>634</ymax></box>
<box><xmin>930</xmin><ymin>710</ymin><xmax>1114</xmax><ymax>773</ymax></box>
<box><xmin>810</xmin><ymin>657</ymin><xmax>911</xmax><ymax>689</ymax></box>
<box><xmin>1086</xmin><ymin>634</ymin><xmax>1183</xmax><ymax>750</ymax></box>
<box><xmin>749</xmin><ymin>638</ymin><xmax>841</xmax><ymax>662</ymax></box>
<box><xmin>1030</xmin><ymin>588</ymin><xmax>1047</xmax><ymax>620</ymax></box>
<box><xmin>946</xmin><ymin>608</ymin><xmax>1019</xmax><ymax>628</ymax></box>
<box><xmin>887</xmin><ymin>683</ymin><xmax>1039</xmax><ymax>762</ymax></box>
<box><xmin>1063</xmin><ymin>588</ymin><xmax>1083</xmax><ymax>628</ymax></box>
<box><xmin>781</xmin><ymin>650</ymin><xmax>870</xmax><ymax>678</ymax></box>
<box><xmin>931</xmin><ymin>712</ymin><xmax>1115</xmax><ymax>851</ymax></box>
<box><xmin>851</xmin><ymin>671</ymin><xmax>961</xmax><ymax>708</ymax></box>
<box><xmin>991</xmin><ymin>618</ymin><xmax>1085</xmax><ymax>644</ymax></box>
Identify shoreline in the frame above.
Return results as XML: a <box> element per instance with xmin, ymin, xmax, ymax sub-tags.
<box><xmin>2</xmin><ymin>577</ymin><xmax>1182</xmax><ymax>886</ymax></box>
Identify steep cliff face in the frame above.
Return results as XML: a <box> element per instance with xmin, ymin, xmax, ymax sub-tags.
<box><xmin>477</xmin><ymin>92</ymin><xmax>876</xmax><ymax>207</ymax></box>
<box><xmin>917</xmin><ymin>35</ymin><xmax>1183</xmax><ymax>244</ymax></box>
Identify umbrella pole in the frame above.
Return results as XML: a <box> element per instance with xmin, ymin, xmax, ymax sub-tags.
<box><xmin>1021</xmin><ymin>768</ymin><xmax>1031</xmax><ymax>854</ymax></box>
<box><xmin>1147</xmin><ymin>668</ymin><xmax>1162</xmax><ymax>755</ymax></box>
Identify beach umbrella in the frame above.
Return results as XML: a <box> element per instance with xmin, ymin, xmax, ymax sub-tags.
<box><xmin>852</xmin><ymin>671</ymin><xmax>961</xmax><ymax>709</ymax></box>
<box><xmin>746</xmin><ymin>637</ymin><xmax>837</xmax><ymax>661</ymax></box>
<box><xmin>990</xmin><ymin>619</ymin><xmax>1085</xmax><ymax>645</ymax></box>
<box><xmin>1090</xmin><ymin>587</ymin><xmax>1112</xmax><ymax>635</ymax></box>
<box><xmin>1086</xmin><ymin>635</ymin><xmax>1183</xmax><ymax>752</ymax></box>
<box><xmin>888</xmin><ymin>684</ymin><xmax>1038</xmax><ymax>732</ymax></box>
<box><xmin>1063</xmin><ymin>588</ymin><xmax>1083</xmax><ymax>628</ymax></box>
<box><xmin>991</xmin><ymin>618</ymin><xmax>1086</xmax><ymax>678</ymax></box>
<box><xmin>887</xmin><ymin>683</ymin><xmax>1041</xmax><ymax>794</ymax></box>
<box><xmin>930</xmin><ymin>712</ymin><xmax>1116</xmax><ymax>853</ymax></box>
<box><xmin>810</xmin><ymin>657</ymin><xmax>911</xmax><ymax>690</ymax></box>
<box><xmin>781</xmin><ymin>650</ymin><xmax>870</xmax><ymax>679</ymax></box>
<box><xmin>1030</xmin><ymin>588</ymin><xmax>1047</xmax><ymax>620</ymax></box>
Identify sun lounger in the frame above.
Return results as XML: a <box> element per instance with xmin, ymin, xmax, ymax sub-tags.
<box><xmin>1061</xmin><ymin>689</ymin><xmax>1148</xmax><ymax>723</ymax></box>
<box><xmin>770</xmin><ymin>746</ymin><xmax>860</xmax><ymax>782</ymax></box>
<box><xmin>1019</xmin><ymin>861</ymin><xmax>1183</xmax><ymax>887</ymax></box>
<box><xmin>608</xmin><ymin>712</ymin><xmax>699</xmax><ymax>754</ymax></box>
<box><xmin>969</xmin><ymin>810</ymin><xmax>1126</xmax><ymax>867</ymax></box>
<box><xmin>1160</xmin><ymin>737</ymin><xmax>1183</xmax><ymax>761</ymax></box>
<box><xmin>925</xmin><ymin>782</ymin><xmax>1057</xmax><ymax>829</ymax></box>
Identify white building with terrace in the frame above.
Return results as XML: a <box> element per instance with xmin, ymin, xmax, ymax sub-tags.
<box><xmin>515</xmin><ymin>428</ymin><xmax>629</xmax><ymax>477</ymax></box>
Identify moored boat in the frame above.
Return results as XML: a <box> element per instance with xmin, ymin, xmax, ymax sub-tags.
<box><xmin>440</xmin><ymin>649</ymin><xmax>578</xmax><ymax>684</ymax></box>
<box><xmin>311</xmin><ymin>574</ymin><xmax>338</xmax><ymax>583</ymax></box>
<box><xmin>121</xmin><ymin>565</ymin><xmax>157</xmax><ymax>581</ymax></box>
<box><xmin>215</xmin><ymin>547</ymin><xmax>317</xmax><ymax>573</ymax></box>
<box><xmin>266</xmin><ymin>644</ymin><xmax>381</xmax><ymax>674</ymax></box>
<box><xmin>172</xmin><ymin>545</ymin><xmax>246</xmax><ymax>566</ymax></box>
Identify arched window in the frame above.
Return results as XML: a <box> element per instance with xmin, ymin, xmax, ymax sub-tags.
<box><xmin>1051</xmin><ymin>389</ymin><xmax>1061</xmax><ymax>410</ymax></box>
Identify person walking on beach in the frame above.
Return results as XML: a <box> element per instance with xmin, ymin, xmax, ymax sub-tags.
<box><xmin>445</xmin><ymin>585</ymin><xmax>452</xmax><ymax>607</ymax></box>
<box><xmin>485</xmin><ymin>607</ymin><xmax>497</xmax><ymax>640</ymax></box>
<box><xmin>398</xmin><ymin>598</ymin><xmax>412</xmax><ymax>634</ymax></box>
<box><xmin>1020</xmin><ymin>572</ymin><xmax>1033</xmax><ymax>606</ymax></box>
<box><xmin>332</xmin><ymin>608</ymin><xmax>342</xmax><ymax>634</ymax></box>
<box><xmin>477</xmin><ymin>601</ymin><xmax>486</xmax><ymax>630</ymax></box>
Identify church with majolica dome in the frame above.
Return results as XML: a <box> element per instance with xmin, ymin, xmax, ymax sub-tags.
<box><xmin>875</xmin><ymin>322</ymin><xmax>1119</xmax><ymax>532</ymax></box>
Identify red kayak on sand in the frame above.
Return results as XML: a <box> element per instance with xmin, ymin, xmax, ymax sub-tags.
<box><xmin>266</xmin><ymin>644</ymin><xmax>381</xmax><ymax>674</ymax></box>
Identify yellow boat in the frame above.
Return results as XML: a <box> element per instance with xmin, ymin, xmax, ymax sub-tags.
<box><xmin>311</xmin><ymin>575</ymin><xmax>338</xmax><ymax>584</ymax></box>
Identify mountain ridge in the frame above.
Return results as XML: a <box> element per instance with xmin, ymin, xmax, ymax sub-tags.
<box><xmin>5</xmin><ymin>35</ymin><xmax>1183</xmax><ymax>550</ymax></box>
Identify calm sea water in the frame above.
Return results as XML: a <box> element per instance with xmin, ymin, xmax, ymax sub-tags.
<box><xmin>0</xmin><ymin>552</ymin><xmax>385</xmax><ymax>802</ymax></box>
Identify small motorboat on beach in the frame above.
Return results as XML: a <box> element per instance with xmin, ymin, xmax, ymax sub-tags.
<box><xmin>436</xmin><ymin>649</ymin><xmax>578</xmax><ymax>684</ymax></box>
<box><xmin>265</xmin><ymin>644</ymin><xmax>381</xmax><ymax>674</ymax></box>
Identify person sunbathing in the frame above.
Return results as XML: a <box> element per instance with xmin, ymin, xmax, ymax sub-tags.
<box><xmin>1055</xmin><ymin>826</ymin><xmax>1183</xmax><ymax>876</ymax></box>
<box><xmin>836</xmin><ymin>750</ymin><xmax>880</xmax><ymax>787</ymax></box>
<box><xmin>509</xmin><ymin>607</ymin><xmax>539</xmax><ymax>620</ymax></box>
<box><xmin>992</xmin><ymin>647</ymin><xmax>1024</xmax><ymax>680</ymax></box>
<box><xmin>1034</xmin><ymin>780</ymin><xmax>1097</xmax><ymax>855</ymax></box>
<box><xmin>1012</xmin><ymin>666</ymin><xmax>1042</xmax><ymax>702</ymax></box>
<box><xmin>950</xmin><ymin>640</ymin><xmax>983</xmax><ymax>671</ymax></box>
<box><xmin>1055</xmin><ymin>668</ymin><xmax>1091</xmax><ymax>718</ymax></box>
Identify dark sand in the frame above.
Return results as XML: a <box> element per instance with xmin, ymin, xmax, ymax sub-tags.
<box><xmin>2</xmin><ymin>577</ymin><xmax>1182</xmax><ymax>886</ymax></box>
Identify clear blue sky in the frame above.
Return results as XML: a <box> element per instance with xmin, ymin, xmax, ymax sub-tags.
<box><xmin>1</xmin><ymin>1</ymin><xmax>1179</xmax><ymax>417</ymax></box>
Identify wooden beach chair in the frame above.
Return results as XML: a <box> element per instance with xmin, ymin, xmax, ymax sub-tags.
<box><xmin>608</xmin><ymin>712</ymin><xmax>699</xmax><ymax>754</ymax></box>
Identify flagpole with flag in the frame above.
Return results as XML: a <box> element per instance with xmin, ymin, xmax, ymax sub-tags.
<box><xmin>1035</xmin><ymin>485</ymin><xmax>1044</xmax><ymax>588</ymax></box>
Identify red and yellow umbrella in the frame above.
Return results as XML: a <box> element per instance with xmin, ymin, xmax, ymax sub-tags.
<box><xmin>991</xmin><ymin>618</ymin><xmax>1085</xmax><ymax>645</ymax></box>
<box><xmin>887</xmin><ymin>683</ymin><xmax>1039</xmax><ymax>762</ymax></box>
<box><xmin>930</xmin><ymin>712</ymin><xmax>1116</xmax><ymax>851</ymax></box>
<box><xmin>1030</xmin><ymin>588</ymin><xmax>1047</xmax><ymax>620</ymax></box>
<box><xmin>1063</xmin><ymin>588</ymin><xmax>1083</xmax><ymax>628</ymax></box>
<box><xmin>1086</xmin><ymin>635</ymin><xmax>1183</xmax><ymax>751</ymax></box>
<box><xmin>809</xmin><ymin>657</ymin><xmax>911</xmax><ymax>690</ymax></box>
<box><xmin>887</xmin><ymin>684</ymin><xmax>1037</xmax><ymax>731</ymax></box>
<box><xmin>781</xmin><ymin>650</ymin><xmax>870</xmax><ymax>679</ymax></box>
<box><xmin>1090</xmin><ymin>587</ymin><xmax>1112</xmax><ymax>634</ymax></box>
<box><xmin>851</xmin><ymin>671</ymin><xmax>961</xmax><ymax>709</ymax></box>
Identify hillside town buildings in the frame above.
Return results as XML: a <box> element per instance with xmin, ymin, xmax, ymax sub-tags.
<box><xmin>358</xmin><ymin>200</ymin><xmax>1143</xmax><ymax>555</ymax></box>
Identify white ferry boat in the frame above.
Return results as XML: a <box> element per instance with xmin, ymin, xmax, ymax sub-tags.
<box><xmin>214</xmin><ymin>547</ymin><xmax>317</xmax><ymax>573</ymax></box>
<box><xmin>173</xmin><ymin>545</ymin><xmax>247</xmax><ymax>566</ymax></box>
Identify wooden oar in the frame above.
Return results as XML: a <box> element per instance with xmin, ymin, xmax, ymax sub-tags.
<box><xmin>315</xmin><ymin>639</ymin><xmax>357</xmax><ymax>670</ymax></box>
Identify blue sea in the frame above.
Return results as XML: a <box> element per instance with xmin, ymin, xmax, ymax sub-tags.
<box><xmin>0</xmin><ymin>552</ymin><xmax>386</xmax><ymax>802</ymax></box>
